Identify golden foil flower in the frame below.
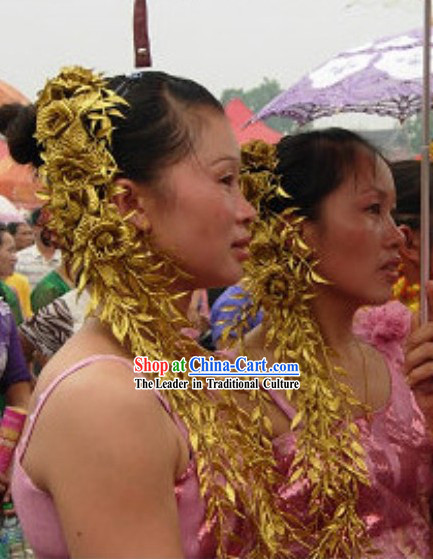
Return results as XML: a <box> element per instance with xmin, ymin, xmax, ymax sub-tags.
<box><xmin>36</xmin><ymin>100</ymin><xmax>75</xmax><ymax>141</ymax></box>
<box><xmin>37</xmin><ymin>66</ymin><xmax>105</xmax><ymax>107</ymax></box>
<box><xmin>80</xmin><ymin>216</ymin><xmax>134</xmax><ymax>263</ymax></box>
<box><xmin>241</xmin><ymin>139</ymin><xmax>277</xmax><ymax>170</ymax></box>
<box><xmin>44</xmin><ymin>146</ymin><xmax>113</xmax><ymax>190</ymax></box>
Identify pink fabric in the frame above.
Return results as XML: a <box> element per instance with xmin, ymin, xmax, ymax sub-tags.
<box><xmin>11</xmin><ymin>354</ymin><xmax>216</xmax><ymax>559</ymax></box>
<box><xmin>267</xmin><ymin>301</ymin><xmax>433</xmax><ymax>557</ymax></box>
<box><xmin>11</xmin><ymin>304</ymin><xmax>433</xmax><ymax>557</ymax></box>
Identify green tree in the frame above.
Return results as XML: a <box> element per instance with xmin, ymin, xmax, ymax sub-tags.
<box><xmin>402</xmin><ymin>111</ymin><xmax>433</xmax><ymax>155</ymax></box>
<box><xmin>221</xmin><ymin>78</ymin><xmax>298</xmax><ymax>134</ymax></box>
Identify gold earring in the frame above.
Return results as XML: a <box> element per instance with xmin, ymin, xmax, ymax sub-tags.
<box><xmin>139</xmin><ymin>214</ymin><xmax>151</xmax><ymax>232</ymax></box>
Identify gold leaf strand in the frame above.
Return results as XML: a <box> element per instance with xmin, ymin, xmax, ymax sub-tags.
<box><xmin>232</xmin><ymin>140</ymin><xmax>373</xmax><ymax>558</ymax></box>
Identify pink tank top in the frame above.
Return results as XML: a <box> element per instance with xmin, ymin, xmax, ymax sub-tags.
<box><xmin>11</xmin><ymin>355</ymin><xmax>214</xmax><ymax>559</ymax></box>
<box><xmin>11</xmin><ymin>303</ymin><xmax>433</xmax><ymax>558</ymax></box>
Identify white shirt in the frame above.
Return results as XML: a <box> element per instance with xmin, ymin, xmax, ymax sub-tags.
<box><xmin>16</xmin><ymin>244</ymin><xmax>62</xmax><ymax>290</ymax></box>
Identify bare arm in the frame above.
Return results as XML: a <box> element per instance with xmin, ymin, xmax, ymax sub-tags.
<box><xmin>26</xmin><ymin>363</ymin><xmax>185</xmax><ymax>558</ymax></box>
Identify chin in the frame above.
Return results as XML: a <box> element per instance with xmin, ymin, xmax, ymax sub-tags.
<box><xmin>207</xmin><ymin>262</ymin><xmax>244</xmax><ymax>289</ymax></box>
<box><xmin>206</xmin><ymin>274</ymin><xmax>242</xmax><ymax>290</ymax></box>
<box><xmin>187</xmin><ymin>270</ymin><xmax>242</xmax><ymax>291</ymax></box>
<box><xmin>362</xmin><ymin>288</ymin><xmax>393</xmax><ymax>307</ymax></box>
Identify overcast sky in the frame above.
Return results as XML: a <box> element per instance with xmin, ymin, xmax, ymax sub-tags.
<box><xmin>0</xmin><ymin>0</ymin><xmax>424</xmax><ymax>111</ymax></box>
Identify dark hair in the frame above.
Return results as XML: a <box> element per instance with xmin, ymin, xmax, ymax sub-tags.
<box><xmin>0</xmin><ymin>71</ymin><xmax>224</xmax><ymax>183</ymax></box>
<box><xmin>390</xmin><ymin>159</ymin><xmax>430</xmax><ymax>231</ymax></box>
<box><xmin>7</xmin><ymin>221</ymin><xmax>29</xmax><ymax>236</ymax></box>
<box><xmin>270</xmin><ymin>128</ymin><xmax>386</xmax><ymax>220</ymax></box>
<box><xmin>29</xmin><ymin>208</ymin><xmax>42</xmax><ymax>227</ymax></box>
<box><xmin>6</xmin><ymin>222</ymin><xmax>18</xmax><ymax>236</ymax></box>
<box><xmin>0</xmin><ymin>103</ymin><xmax>42</xmax><ymax>166</ymax></box>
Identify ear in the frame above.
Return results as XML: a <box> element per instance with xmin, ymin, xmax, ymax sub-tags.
<box><xmin>399</xmin><ymin>225</ymin><xmax>420</xmax><ymax>266</ymax></box>
<box><xmin>112</xmin><ymin>178</ymin><xmax>152</xmax><ymax>233</ymax></box>
<box><xmin>298</xmin><ymin>218</ymin><xmax>318</xmax><ymax>249</ymax></box>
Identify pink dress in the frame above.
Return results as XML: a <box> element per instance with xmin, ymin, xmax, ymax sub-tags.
<box><xmin>11</xmin><ymin>301</ymin><xmax>433</xmax><ymax>558</ymax></box>
<box><xmin>271</xmin><ymin>300</ymin><xmax>433</xmax><ymax>557</ymax></box>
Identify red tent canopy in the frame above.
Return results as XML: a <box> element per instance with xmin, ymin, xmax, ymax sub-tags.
<box><xmin>0</xmin><ymin>81</ymin><xmax>40</xmax><ymax>209</ymax></box>
<box><xmin>0</xmin><ymin>140</ymin><xmax>40</xmax><ymax>210</ymax></box>
<box><xmin>0</xmin><ymin>80</ymin><xmax>29</xmax><ymax>106</ymax></box>
<box><xmin>225</xmin><ymin>98</ymin><xmax>282</xmax><ymax>145</ymax></box>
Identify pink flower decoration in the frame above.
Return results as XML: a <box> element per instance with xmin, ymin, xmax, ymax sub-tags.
<box><xmin>353</xmin><ymin>301</ymin><xmax>411</xmax><ymax>350</ymax></box>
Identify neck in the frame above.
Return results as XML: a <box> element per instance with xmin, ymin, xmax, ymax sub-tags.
<box><xmin>168</xmin><ymin>274</ymin><xmax>203</xmax><ymax>317</ymax></box>
<box><xmin>309</xmin><ymin>285</ymin><xmax>360</xmax><ymax>352</ymax></box>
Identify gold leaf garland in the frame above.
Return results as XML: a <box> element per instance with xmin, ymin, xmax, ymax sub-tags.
<box><xmin>229</xmin><ymin>140</ymin><xmax>374</xmax><ymax>558</ymax></box>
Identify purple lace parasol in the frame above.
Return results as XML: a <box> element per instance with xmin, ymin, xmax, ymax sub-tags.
<box><xmin>256</xmin><ymin>28</ymin><xmax>433</xmax><ymax>125</ymax></box>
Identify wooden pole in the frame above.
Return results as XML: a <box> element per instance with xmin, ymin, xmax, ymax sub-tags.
<box><xmin>134</xmin><ymin>0</ymin><xmax>152</xmax><ymax>68</ymax></box>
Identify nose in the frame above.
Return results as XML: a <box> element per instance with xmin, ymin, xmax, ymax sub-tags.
<box><xmin>236</xmin><ymin>190</ymin><xmax>257</xmax><ymax>225</ymax></box>
<box><xmin>386</xmin><ymin>215</ymin><xmax>405</xmax><ymax>248</ymax></box>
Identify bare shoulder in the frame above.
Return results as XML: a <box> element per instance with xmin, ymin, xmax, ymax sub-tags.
<box><xmin>24</xmin><ymin>351</ymin><xmax>185</xmax><ymax>557</ymax></box>
<box><xmin>29</xmin><ymin>354</ymin><xmax>177</xmax><ymax>479</ymax></box>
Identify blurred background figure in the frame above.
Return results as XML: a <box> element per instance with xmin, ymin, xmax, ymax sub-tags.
<box><xmin>0</xmin><ymin>225</ymin><xmax>17</xmax><ymax>285</ymax></box>
<box><xmin>0</xmin><ymin>224</ymin><xmax>23</xmax><ymax>324</ymax></box>
<box><xmin>0</xmin><ymin>298</ymin><xmax>32</xmax><ymax>409</ymax></box>
<box><xmin>210</xmin><ymin>282</ymin><xmax>262</xmax><ymax>349</ymax></box>
<box><xmin>390</xmin><ymin>159</ymin><xmax>428</xmax><ymax>312</ymax></box>
<box><xmin>0</xmin><ymin>224</ymin><xmax>32</xmax><ymax>321</ymax></box>
<box><xmin>15</xmin><ymin>208</ymin><xmax>61</xmax><ymax>290</ymax></box>
<box><xmin>30</xmin><ymin>262</ymin><xmax>72</xmax><ymax>314</ymax></box>
<box><xmin>19</xmin><ymin>288</ymin><xmax>90</xmax><ymax>371</ymax></box>
<box><xmin>184</xmin><ymin>288</ymin><xmax>211</xmax><ymax>348</ymax></box>
<box><xmin>7</xmin><ymin>222</ymin><xmax>34</xmax><ymax>252</ymax></box>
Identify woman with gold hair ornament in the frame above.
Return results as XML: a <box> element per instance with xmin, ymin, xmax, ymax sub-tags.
<box><xmin>234</xmin><ymin>129</ymin><xmax>433</xmax><ymax>558</ymax></box>
<box><xmin>0</xmin><ymin>66</ymin><xmax>309</xmax><ymax>559</ymax></box>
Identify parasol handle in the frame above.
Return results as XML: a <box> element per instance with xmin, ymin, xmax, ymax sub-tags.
<box><xmin>134</xmin><ymin>0</ymin><xmax>152</xmax><ymax>68</ymax></box>
<box><xmin>420</xmin><ymin>0</ymin><xmax>432</xmax><ymax>324</ymax></box>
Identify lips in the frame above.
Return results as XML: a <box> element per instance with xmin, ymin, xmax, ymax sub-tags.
<box><xmin>231</xmin><ymin>236</ymin><xmax>251</xmax><ymax>261</ymax></box>
<box><xmin>379</xmin><ymin>257</ymin><xmax>401</xmax><ymax>272</ymax></box>
<box><xmin>231</xmin><ymin>236</ymin><xmax>251</xmax><ymax>249</ymax></box>
<box><xmin>379</xmin><ymin>257</ymin><xmax>401</xmax><ymax>282</ymax></box>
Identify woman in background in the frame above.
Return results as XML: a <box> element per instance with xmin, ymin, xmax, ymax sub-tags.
<box><xmin>0</xmin><ymin>225</ymin><xmax>23</xmax><ymax>324</ymax></box>
<box><xmin>236</xmin><ymin>131</ymin><xmax>433</xmax><ymax>558</ymax></box>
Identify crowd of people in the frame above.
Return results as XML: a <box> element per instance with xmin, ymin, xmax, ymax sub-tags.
<box><xmin>0</xmin><ymin>64</ymin><xmax>431</xmax><ymax>558</ymax></box>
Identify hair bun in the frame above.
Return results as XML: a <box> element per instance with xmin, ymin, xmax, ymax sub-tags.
<box><xmin>0</xmin><ymin>103</ymin><xmax>42</xmax><ymax>167</ymax></box>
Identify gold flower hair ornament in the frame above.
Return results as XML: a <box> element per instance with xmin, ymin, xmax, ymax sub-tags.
<box><xmin>232</xmin><ymin>140</ymin><xmax>373</xmax><ymax>558</ymax></box>
<box><xmin>34</xmin><ymin>67</ymin><xmax>311</xmax><ymax>559</ymax></box>
<box><xmin>35</xmin><ymin>66</ymin><xmax>199</xmax><ymax>361</ymax></box>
